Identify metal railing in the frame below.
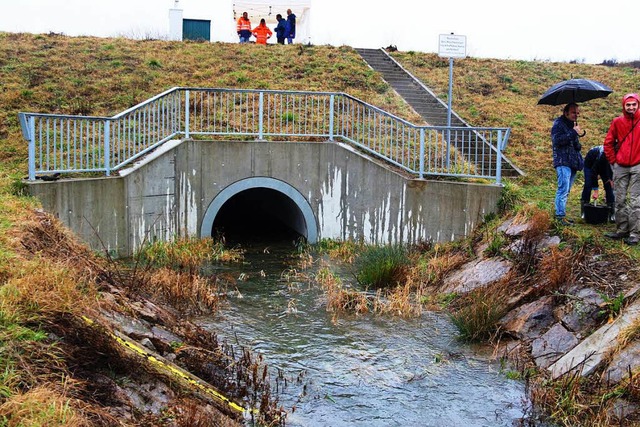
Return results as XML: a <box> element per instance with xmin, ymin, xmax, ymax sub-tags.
<box><xmin>19</xmin><ymin>87</ymin><xmax>510</xmax><ymax>184</ymax></box>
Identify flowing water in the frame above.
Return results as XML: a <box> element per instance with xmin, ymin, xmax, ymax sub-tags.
<box><xmin>199</xmin><ymin>243</ymin><xmax>532</xmax><ymax>426</ymax></box>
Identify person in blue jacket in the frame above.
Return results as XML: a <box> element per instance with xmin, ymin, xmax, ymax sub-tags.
<box><xmin>580</xmin><ymin>145</ymin><xmax>615</xmax><ymax>221</ymax></box>
<box><xmin>285</xmin><ymin>8</ymin><xmax>296</xmax><ymax>44</ymax></box>
<box><xmin>274</xmin><ymin>14</ymin><xmax>286</xmax><ymax>44</ymax></box>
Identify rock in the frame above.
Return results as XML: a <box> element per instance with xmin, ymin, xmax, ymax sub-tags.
<box><xmin>500</xmin><ymin>296</ymin><xmax>556</xmax><ymax>340</ymax></box>
<box><xmin>497</xmin><ymin>218</ymin><xmax>529</xmax><ymax>237</ymax></box>
<box><xmin>130</xmin><ymin>300</ymin><xmax>177</xmax><ymax>324</ymax></box>
<box><xmin>603</xmin><ymin>340</ymin><xmax>640</xmax><ymax>384</ymax></box>
<box><xmin>538</xmin><ymin>235</ymin><xmax>561</xmax><ymax>250</ymax></box>
<box><xmin>561</xmin><ymin>288</ymin><xmax>605</xmax><ymax>337</ymax></box>
<box><xmin>531</xmin><ymin>323</ymin><xmax>578</xmax><ymax>369</ymax></box>
<box><xmin>441</xmin><ymin>258</ymin><xmax>512</xmax><ymax>294</ymax></box>
<box><xmin>608</xmin><ymin>398</ymin><xmax>640</xmax><ymax>423</ymax></box>
<box><xmin>151</xmin><ymin>325</ymin><xmax>182</xmax><ymax>346</ymax></box>
<box><xmin>549</xmin><ymin>298</ymin><xmax>640</xmax><ymax>379</ymax></box>
<box><xmin>101</xmin><ymin>310</ymin><xmax>153</xmax><ymax>337</ymax></box>
<box><xmin>507</xmin><ymin>235</ymin><xmax>561</xmax><ymax>256</ymax></box>
<box><xmin>140</xmin><ymin>337</ymin><xmax>157</xmax><ymax>352</ymax></box>
<box><xmin>121</xmin><ymin>379</ymin><xmax>176</xmax><ymax>416</ymax></box>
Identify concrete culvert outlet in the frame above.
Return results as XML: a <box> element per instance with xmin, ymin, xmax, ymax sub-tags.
<box><xmin>211</xmin><ymin>187</ymin><xmax>306</xmax><ymax>245</ymax></box>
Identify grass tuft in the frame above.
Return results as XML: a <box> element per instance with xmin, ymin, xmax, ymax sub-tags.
<box><xmin>354</xmin><ymin>243</ymin><xmax>409</xmax><ymax>288</ymax></box>
<box><xmin>448</xmin><ymin>280</ymin><xmax>511</xmax><ymax>342</ymax></box>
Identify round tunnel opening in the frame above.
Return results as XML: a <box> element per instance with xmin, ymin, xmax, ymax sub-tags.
<box><xmin>211</xmin><ymin>187</ymin><xmax>307</xmax><ymax>246</ymax></box>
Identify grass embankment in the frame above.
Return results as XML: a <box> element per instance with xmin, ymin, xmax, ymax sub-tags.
<box><xmin>1</xmin><ymin>31</ymin><xmax>640</xmax><ymax>425</ymax></box>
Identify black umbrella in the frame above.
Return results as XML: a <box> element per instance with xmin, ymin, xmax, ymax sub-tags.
<box><xmin>537</xmin><ymin>78</ymin><xmax>613</xmax><ymax>106</ymax></box>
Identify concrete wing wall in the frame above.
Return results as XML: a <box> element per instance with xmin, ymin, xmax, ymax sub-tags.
<box><xmin>27</xmin><ymin>176</ymin><xmax>128</xmax><ymax>256</ymax></box>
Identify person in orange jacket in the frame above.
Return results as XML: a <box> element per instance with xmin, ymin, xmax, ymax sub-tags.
<box><xmin>252</xmin><ymin>19</ymin><xmax>272</xmax><ymax>45</ymax></box>
<box><xmin>237</xmin><ymin>12</ymin><xmax>252</xmax><ymax>43</ymax></box>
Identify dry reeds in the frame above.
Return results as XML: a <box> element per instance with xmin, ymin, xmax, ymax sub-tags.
<box><xmin>538</xmin><ymin>246</ymin><xmax>576</xmax><ymax>293</ymax></box>
<box><xmin>317</xmin><ymin>266</ymin><xmax>370</xmax><ymax>316</ymax></box>
<box><xmin>373</xmin><ymin>281</ymin><xmax>423</xmax><ymax>317</ymax></box>
<box><xmin>145</xmin><ymin>267</ymin><xmax>222</xmax><ymax>314</ymax></box>
<box><xmin>448</xmin><ymin>278</ymin><xmax>512</xmax><ymax>342</ymax></box>
<box><xmin>138</xmin><ymin>237</ymin><xmax>243</xmax><ymax>274</ymax></box>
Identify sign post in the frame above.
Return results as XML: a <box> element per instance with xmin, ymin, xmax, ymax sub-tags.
<box><xmin>438</xmin><ymin>33</ymin><xmax>467</xmax><ymax>127</ymax></box>
<box><xmin>438</xmin><ymin>34</ymin><xmax>466</xmax><ymax>169</ymax></box>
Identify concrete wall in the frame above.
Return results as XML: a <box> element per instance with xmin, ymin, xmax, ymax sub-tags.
<box><xmin>27</xmin><ymin>139</ymin><xmax>502</xmax><ymax>257</ymax></box>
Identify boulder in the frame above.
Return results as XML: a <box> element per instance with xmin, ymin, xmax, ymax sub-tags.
<box><xmin>603</xmin><ymin>340</ymin><xmax>640</xmax><ymax>384</ymax></box>
<box><xmin>561</xmin><ymin>288</ymin><xmax>605</xmax><ymax>337</ymax></box>
<box><xmin>500</xmin><ymin>296</ymin><xmax>556</xmax><ymax>340</ymax></box>
<box><xmin>441</xmin><ymin>258</ymin><xmax>512</xmax><ymax>294</ymax></box>
<box><xmin>531</xmin><ymin>323</ymin><xmax>578</xmax><ymax>369</ymax></box>
<box><xmin>497</xmin><ymin>218</ymin><xmax>529</xmax><ymax>237</ymax></box>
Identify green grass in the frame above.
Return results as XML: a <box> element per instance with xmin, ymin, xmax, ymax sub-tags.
<box><xmin>354</xmin><ymin>243</ymin><xmax>409</xmax><ymax>288</ymax></box>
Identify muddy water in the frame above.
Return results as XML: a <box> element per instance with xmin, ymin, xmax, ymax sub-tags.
<box><xmin>199</xmin><ymin>244</ymin><xmax>531</xmax><ymax>426</ymax></box>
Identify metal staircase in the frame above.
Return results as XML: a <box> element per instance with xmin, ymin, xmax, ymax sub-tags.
<box><xmin>355</xmin><ymin>48</ymin><xmax>523</xmax><ymax>177</ymax></box>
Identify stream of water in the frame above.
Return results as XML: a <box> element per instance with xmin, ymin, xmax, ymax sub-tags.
<box><xmin>198</xmin><ymin>243</ymin><xmax>532</xmax><ymax>426</ymax></box>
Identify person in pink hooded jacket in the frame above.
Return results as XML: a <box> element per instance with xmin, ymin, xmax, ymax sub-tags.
<box><xmin>603</xmin><ymin>93</ymin><xmax>640</xmax><ymax>244</ymax></box>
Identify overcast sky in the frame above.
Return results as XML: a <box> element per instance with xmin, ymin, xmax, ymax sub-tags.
<box><xmin>1</xmin><ymin>0</ymin><xmax>637</xmax><ymax>64</ymax></box>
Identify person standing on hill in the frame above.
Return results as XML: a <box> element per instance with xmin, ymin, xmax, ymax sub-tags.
<box><xmin>274</xmin><ymin>14</ymin><xmax>286</xmax><ymax>44</ymax></box>
<box><xmin>551</xmin><ymin>103</ymin><xmax>584</xmax><ymax>226</ymax></box>
<box><xmin>604</xmin><ymin>93</ymin><xmax>640</xmax><ymax>245</ymax></box>
<box><xmin>237</xmin><ymin>12</ymin><xmax>252</xmax><ymax>43</ymax></box>
<box><xmin>252</xmin><ymin>19</ymin><xmax>272</xmax><ymax>45</ymax></box>
<box><xmin>285</xmin><ymin>8</ymin><xmax>296</xmax><ymax>44</ymax></box>
<box><xmin>580</xmin><ymin>145</ymin><xmax>614</xmax><ymax>221</ymax></box>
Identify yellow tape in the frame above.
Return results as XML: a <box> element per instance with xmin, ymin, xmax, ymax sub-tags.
<box><xmin>81</xmin><ymin>315</ymin><xmax>254</xmax><ymax>415</ymax></box>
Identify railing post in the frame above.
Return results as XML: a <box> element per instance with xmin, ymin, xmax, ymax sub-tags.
<box><xmin>104</xmin><ymin>120</ymin><xmax>111</xmax><ymax>176</ymax></box>
<box><xmin>258</xmin><ymin>91</ymin><xmax>264</xmax><ymax>140</ymax></box>
<box><xmin>329</xmin><ymin>94</ymin><xmax>335</xmax><ymax>141</ymax></box>
<box><xmin>28</xmin><ymin>116</ymin><xmax>35</xmax><ymax>181</ymax></box>
<box><xmin>419</xmin><ymin>128</ymin><xmax>425</xmax><ymax>179</ymax></box>
<box><xmin>496</xmin><ymin>130</ymin><xmax>503</xmax><ymax>185</ymax></box>
<box><xmin>184</xmin><ymin>90</ymin><xmax>190</xmax><ymax>138</ymax></box>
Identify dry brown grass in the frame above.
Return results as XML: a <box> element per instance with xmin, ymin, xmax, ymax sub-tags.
<box><xmin>1</xmin><ymin>259</ymin><xmax>98</xmax><ymax>321</ymax></box>
<box><xmin>539</xmin><ymin>246</ymin><xmax>576</xmax><ymax>291</ymax></box>
<box><xmin>317</xmin><ymin>265</ymin><xmax>370</xmax><ymax>317</ymax></box>
<box><xmin>0</xmin><ymin>384</ymin><xmax>91</xmax><ymax>427</ymax></box>
<box><xmin>373</xmin><ymin>282</ymin><xmax>423</xmax><ymax>317</ymax></box>
<box><xmin>406</xmin><ymin>246</ymin><xmax>468</xmax><ymax>292</ymax></box>
<box><xmin>1</xmin><ymin>210</ymin><xmax>102</xmax><ymax>322</ymax></box>
<box><xmin>146</xmin><ymin>267</ymin><xmax>223</xmax><ymax>314</ymax></box>
<box><xmin>528</xmin><ymin>369</ymin><xmax>640</xmax><ymax>427</ymax></box>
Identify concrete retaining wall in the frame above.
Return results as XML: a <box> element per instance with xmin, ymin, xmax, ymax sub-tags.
<box><xmin>27</xmin><ymin>139</ymin><xmax>502</xmax><ymax>257</ymax></box>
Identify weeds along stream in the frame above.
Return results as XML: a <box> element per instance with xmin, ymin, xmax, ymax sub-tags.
<box><xmin>196</xmin><ymin>242</ymin><xmax>533</xmax><ymax>426</ymax></box>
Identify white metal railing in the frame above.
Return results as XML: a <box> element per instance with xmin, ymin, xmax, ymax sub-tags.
<box><xmin>19</xmin><ymin>87</ymin><xmax>510</xmax><ymax>184</ymax></box>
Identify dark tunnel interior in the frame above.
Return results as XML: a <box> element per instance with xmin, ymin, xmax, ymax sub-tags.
<box><xmin>211</xmin><ymin>187</ymin><xmax>306</xmax><ymax>246</ymax></box>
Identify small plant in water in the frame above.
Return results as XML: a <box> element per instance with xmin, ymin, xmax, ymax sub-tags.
<box><xmin>354</xmin><ymin>243</ymin><xmax>409</xmax><ymax>288</ymax></box>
